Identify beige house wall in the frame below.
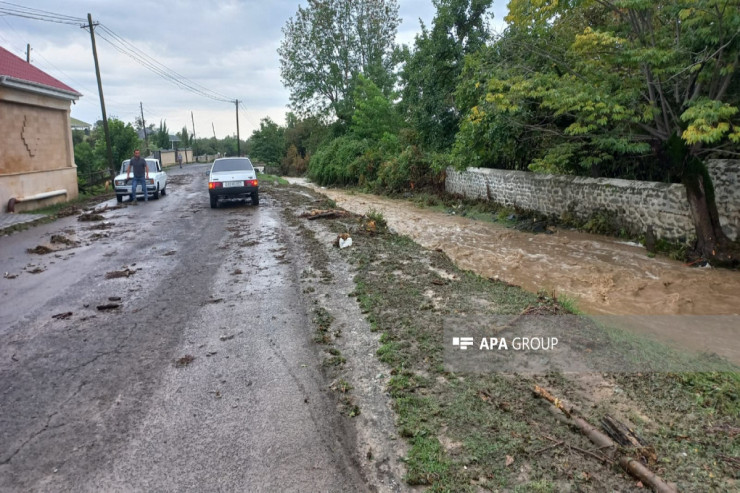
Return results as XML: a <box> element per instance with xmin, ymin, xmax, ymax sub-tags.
<box><xmin>0</xmin><ymin>87</ymin><xmax>78</xmax><ymax>213</ymax></box>
<box><xmin>159</xmin><ymin>148</ymin><xmax>193</xmax><ymax>167</ymax></box>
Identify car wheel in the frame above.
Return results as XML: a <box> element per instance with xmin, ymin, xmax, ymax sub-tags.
<box><xmin>161</xmin><ymin>185</ymin><xmax>166</xmax><ymax>196</ymax></box>
<box><xmin>251</xmin><ymin>192</ymin><xmax>259</xmax><ymax>206</ymax></box>
<box><xmin>210</xmin><ymin>196</ymin><xmax>218</xmax><ymax>209</ymax></box>
<box><xmin>116</xmin><ymin>194</ymin><xmax>122</xmax><ymax>203</ymax></box>
<box><xmin>153</xmin><ymin>186</ymin><xmax>160</xmax><ymax>200</ymax></box>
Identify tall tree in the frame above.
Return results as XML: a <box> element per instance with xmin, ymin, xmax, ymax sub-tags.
<box><xmin>481</xmin><ymin>0</ymin><xmax>740</xmax><ymax>261</ymax></box>
<box><xmin>153</xmin><ymin>120</ymin><xmax>171</xmax><ymax>150</ymax></box>
<box><xmin>400</xmin><ymin>0</ymin><xmax>494</xmax><ymax>151</ymax></box>
<box><xmin>248</xmin><ymin>117</ymin><xmax>285</xmax><ymax>165</ymax></box>
<box><xmin>278</xmin><ymin>0</ymin><xmax>400</xmax><ymax>123</ymax></box>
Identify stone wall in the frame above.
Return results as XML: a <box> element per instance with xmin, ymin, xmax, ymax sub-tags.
<box><xmin>446</xmin><ymin>160</ymin><xmax>739</xmax><ymax>241</ymax></box>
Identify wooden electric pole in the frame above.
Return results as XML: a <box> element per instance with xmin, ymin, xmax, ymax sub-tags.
<box><xmin>190</xmin><ymin>111</ymin><xmax>197</xmax><ymax>156</ymax></box>
<box><xmin>84</xmin><ymin>13</ymin><xmax>114</xmax><ymax>176</ymax></box>
<box><xmin>235</xmin><ymin>100</ymin><xmax>241</xmax><ymax>157</ymax></box>
<box><xmin>140</xmin><ymin>102</ymin><xmax>149</xmax><ymax>153</ymax></box>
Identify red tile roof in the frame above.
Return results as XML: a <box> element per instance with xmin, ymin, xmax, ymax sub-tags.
<box><xmin>0</xmin><ymin>46</ymin><xmax>80</xmax><ymax>96</ymax></box>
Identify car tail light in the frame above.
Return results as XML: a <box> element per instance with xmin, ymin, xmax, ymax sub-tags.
<box><xmin>246</xmin><ymin>180</ymin><xmax>258</xmax><ymax>187</ymax></box>
<box><xmin>209</xmin><ymin>181</ymin><xmax>222</xmax><ymax>189</ymax></box>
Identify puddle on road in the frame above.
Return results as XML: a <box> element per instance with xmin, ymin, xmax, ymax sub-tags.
<box><xmin>289</xmin><ymin>180</ymin><xmax>740</xmax><ymax>363</ymax></box>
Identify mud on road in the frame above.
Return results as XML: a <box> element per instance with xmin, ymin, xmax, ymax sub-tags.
<box><xmin>0</xmin><ymin>167</ymin><xmax>398</xmax><ymax>492</ymax></box>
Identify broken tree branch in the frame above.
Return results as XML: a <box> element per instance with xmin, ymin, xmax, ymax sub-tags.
<box><xmin>534</xmin><ymin>385</ymin><xmax>677</xmax><ymax>493</ymax></box>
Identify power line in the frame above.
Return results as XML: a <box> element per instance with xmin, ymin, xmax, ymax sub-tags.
<box><xmin>93</xmin><ymin>24</ymin><xmax>234</xmax><ymax>104</ymax></box>
<box><xmin>0</xmin><ymin>1</ymin><xmax>85</xmax><ymax>25</ymax></box>
<box><xmin>1</xmin><ymin>3</ymin><xmax>236</xmax><ymax>107</ymax></box>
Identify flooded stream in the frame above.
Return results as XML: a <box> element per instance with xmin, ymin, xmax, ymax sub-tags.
<box><xmin>288</xmin><ymin>179</ymin><xmax>740</xmax><ymax>364</ymax></box>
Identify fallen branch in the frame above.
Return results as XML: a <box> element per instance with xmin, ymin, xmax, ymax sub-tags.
<box><xmin>300</xmin><ymin>209</ymin><xmax>350</xmax><ymax>220</ymax></box>
<box><xmin>534</xmin><ymin>385</ymin><xmax>677</xmax><ymax>493</ymax></box>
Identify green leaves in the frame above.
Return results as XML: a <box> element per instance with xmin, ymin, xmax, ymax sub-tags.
<box><xmin>278</xmin><ymin>0</ymin><xmax>400</xmax><ymax>122</ymax></box>
<box><xmin>681</xmin><ymin>99</ymin><xmax>740</xmax><ymax>144</ymax></box>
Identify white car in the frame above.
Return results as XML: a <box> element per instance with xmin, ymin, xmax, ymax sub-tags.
<box><xmin>114</xmin><ymin>158</ymin><xmax>168</xmax><ymax>203</ymax></box>
<box><xmin>207</xmin><ymin>157</ymin><xmax>259</xmax><ymax>208</ymax></box>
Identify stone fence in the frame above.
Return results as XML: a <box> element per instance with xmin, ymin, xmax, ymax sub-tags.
<box><xmin>446</xmin><ymin>160</ymin><xmax>739</xmax><ymax>241</ymax></box>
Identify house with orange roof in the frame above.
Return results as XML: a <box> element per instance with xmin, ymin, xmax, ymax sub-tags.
<box><xmin>0</xmin><ymin>46</ymin><xmax>82</xmax><ymax>213</ymax></box>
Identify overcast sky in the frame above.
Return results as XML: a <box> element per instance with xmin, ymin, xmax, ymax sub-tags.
<box><xmin>0</xmin><ymin>1</ymin><xmax>507</xmax><ymax>140</ymax></box>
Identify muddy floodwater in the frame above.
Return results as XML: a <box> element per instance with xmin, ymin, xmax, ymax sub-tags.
<box><xmin>290</xmin><ymin>180</ymin><xmax>740</xmax><ymax>364</ymax></box>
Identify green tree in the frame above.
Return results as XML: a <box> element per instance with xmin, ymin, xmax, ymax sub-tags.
<box><xmin>478</xmin><ymin>0</ymin><xmax>740</xmax><ymax>261</ymax></box>
<box><xmin>93</xmin><ymin>118</ymin><xmax>140</xmax><ymax>171</ymax></box>
<box><xmin>351</xmin><ymin>75</ymin><xmax>402</xmax><ymax>141</ymax></box>
<box><xmin>178</xmin><ymin>126</ymin><xmax>190</xmax><ymax>147</ymax></box>
<box><xmin>400</xmin><ymin>0</ymin><xmax>494</xmax><ymax>151</ymax></box>
<box><xmin>248</xmin><ymin>117</ymin><xmax>285</xmax><ymax>165</ymax></box>
<box><xmin>154</xmin><ymin>120</ymin><xmax>170</xmax><ymax>149</ymax></box>
<box><xmin>279</xmin><ymin>0</ymin><xmax>400</xmax><ymax>122</ymax></box>
<box><xmin>74</xmin><ymin>141</ymin><xmax>96</xmax><ymax>175</ymax></box>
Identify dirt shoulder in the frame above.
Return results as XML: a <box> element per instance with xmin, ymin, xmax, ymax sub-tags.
<box><xmin>273</xmin><ymin>182</ymin><xmax>739</xmax><ymax>493</ymax></box>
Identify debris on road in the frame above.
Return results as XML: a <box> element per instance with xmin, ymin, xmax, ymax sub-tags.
<box><xmin>4</xmin><ymin>272</ymin><xmax>18</xmax><ymax>279</ymax></box>
<box><xmin>175</xmin><ymin>354</ymin><xmax>195</xmax><ymax>367</ymax></box>
<box><xmin>97</xmin><ymin>303</ymin><xmax>121</xmax><ymax>311</ymax></box>
<box><xmin>301</xmin><ymin>209</ymin><xmax>350</xmax><ymax>220</ymax></box>
<box><xmin>52</xmin><ymin>312</ymin><xmax>73</xmax><ymax>320</ymax></box>
<box><xmin>27</xmin><ymin>245</ymin><xmax>53</xmax><ymax>255</ymax></box>
<box><xmin>78</xmin><ymin>213</ymin><xmax>105</xmax><ymax>222</ymax></box>
<box><xmin>105</xmin><ymin>268</ymin><xmax>136</xmax><ymax>279</ymax></box>
<box><xmin>108</xmin><ymin>297</ymin><xmax>122</xmax><ymax>302</ymax></box>
<box><xmin>50</xmin><ymin>234</ymin><xmax>77</xmax><ymax>246</ymax></box>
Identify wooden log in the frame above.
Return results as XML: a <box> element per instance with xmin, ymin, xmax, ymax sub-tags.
<box><xmin>534</xmin><ymin>385</ymin><xmax>677</xmax><ymax>493</ymax></box>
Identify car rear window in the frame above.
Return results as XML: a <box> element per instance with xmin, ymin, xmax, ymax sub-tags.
<box><xmin>212</xmin><ymin>159</ymin><xmax>253</xmax><ymax>172</ymax></box>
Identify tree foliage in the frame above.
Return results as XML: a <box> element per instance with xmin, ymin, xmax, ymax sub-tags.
<box><xmin>93</xmin><ymin>118</ymin><xmax>139</xmax><ymax>170</ymax></box>
<box><xmin>154</xmin><ymin>120</ymin><xmax>170</xmax><ymax>150</ymax></box>
<box><xmin>350</xmin><ymin>75</ymin><xmax>402</xmax><ymax>141</ymax></box>
<box><xmin>278</xmin><ymin>0</ymin><xmax>400</xmax><ymax>122</ymax></box>
<box><xmin>461</xmin><ymin>0</ymin><xmax>740</xmax><ymax>259</ymax></box>
<box><xmin>248</xmin><ymin>117</ymin><xmax>285</xmax><ymax>165</ymax></box>
<box><xmin>400</xmin><ymin>0</ymin><xmax>494</xmax><ymax>151</ymax></box>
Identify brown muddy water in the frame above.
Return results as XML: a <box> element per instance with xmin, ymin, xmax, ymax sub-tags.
<box><xmin>288</xmin><ymin>179</ymin><xmax>740</xmax><ymax>364</ymax></box>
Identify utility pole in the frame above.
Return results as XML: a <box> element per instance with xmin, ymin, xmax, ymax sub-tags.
<box><xmin>26</xmin><ymin>44</ymin><xmax>31</xmax><ymax>63</ymax></box>
<box><xmin>235</xmin><ymin>100</ymin><xmax>241</xmax><ymax>157</ymax></box>
<box><xmin>212</xmin><ymin>122</ymin><xmax>216</xmax><ymax>139</ymax></box>
<box><xmin>190</xmin><ymin>111</ymin><xmax>197</xmax><ymax>157</ymax></box>
<box><xmin>140</xmin><ymin>102</ymin><xmax>149</xmax><ymax>153</ymax></box>
<box><xmin>83</xmin><ymin>13</ymin><xmax>114</xmax><ymax>177</ymax></box>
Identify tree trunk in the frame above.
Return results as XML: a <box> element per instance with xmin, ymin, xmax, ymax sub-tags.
<box><xmin>682</xmin><ymin>163</ymin><xmax>734</xmax><ymax>264</ymax></box>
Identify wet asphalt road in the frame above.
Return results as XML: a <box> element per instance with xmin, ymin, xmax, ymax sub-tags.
<box><xmin>0</xmin><ymin>165</ymin><xmax>367</xmax><ymax>492</ymax></box>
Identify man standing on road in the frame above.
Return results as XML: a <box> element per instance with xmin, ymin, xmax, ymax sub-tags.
<box><xmin>177</xmin><ymin>152</ymin><xmax>183</xmax><ymax>168</ymax></box>
<box><xmin>126</xmin><ymin>149</ymin><xmax>149</xmax><ymax>203</ymax></box>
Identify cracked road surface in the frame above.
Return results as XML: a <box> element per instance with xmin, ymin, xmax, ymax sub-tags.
<box><xmin>0</xmin><ymin>166</ymin><xmax>368</xmax><ymax>492</ymax></box>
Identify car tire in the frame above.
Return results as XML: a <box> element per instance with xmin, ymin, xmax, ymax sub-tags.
<box><xmin>161</xmin><ymin>185</ymin><xmax>166</xmax><ymax>196</ymax></box>
<box><xmin>116</xmin><ymin>194</ymin><xmax>123</xmax><ymax>203</ymax></box>
<box><xmin>210</xmin><ymin>196</ymin><xmax>218</xmax><ymax>209</ymax></box>
<box><xmin>153</xmin><ymin>186</ymin><xmax>160</xmax><ymax>200</ymax></box>
<box><xmin>252</xmin><ymin>192</ymin><xmax>260</xmax><ymax>206</ymax></box>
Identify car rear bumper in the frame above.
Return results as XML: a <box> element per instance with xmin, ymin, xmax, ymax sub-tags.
<box><xmin>209</xmin><ymin>186</ymin><xmax>258</xmax><ymax>199</ymax></box>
